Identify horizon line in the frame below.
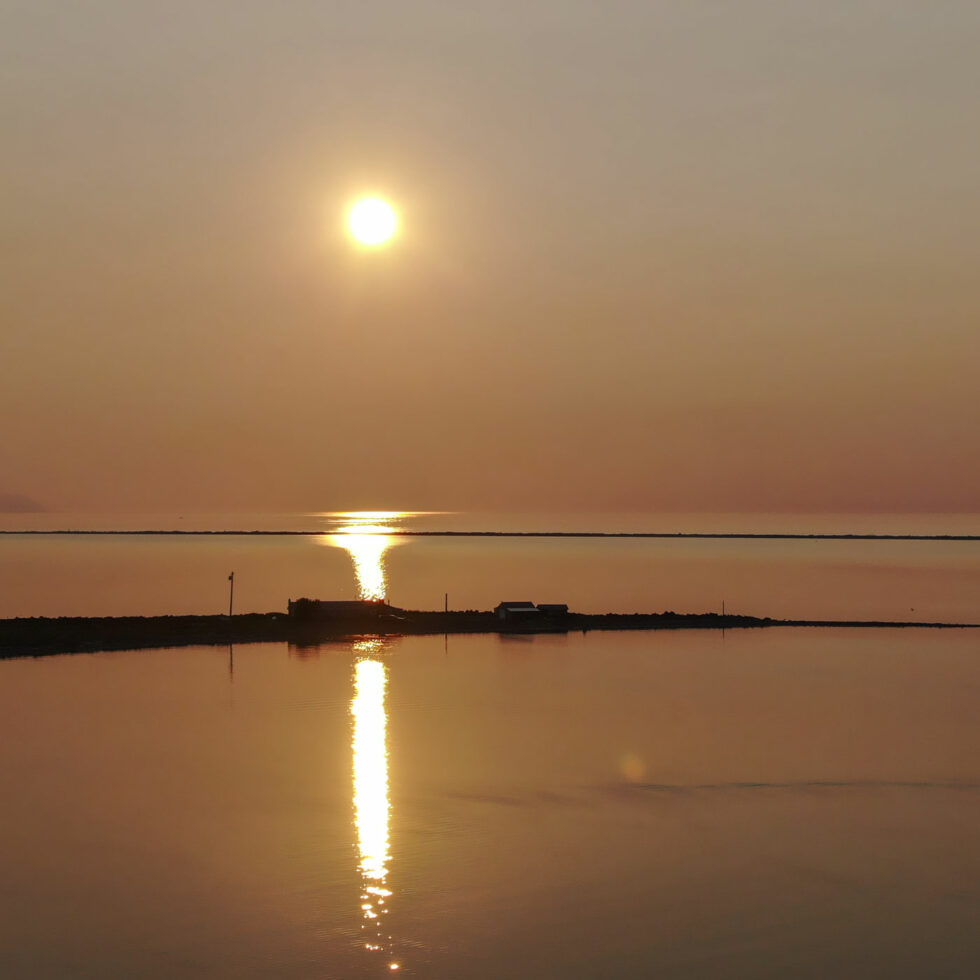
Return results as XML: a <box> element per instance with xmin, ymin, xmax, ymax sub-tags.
<box><xmin>2</xmin><ymin>529</ymin><xmax>979</xmax><ymax>541</ymax></box>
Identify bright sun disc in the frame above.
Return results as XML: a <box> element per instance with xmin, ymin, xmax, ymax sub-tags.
<box><xmin>348</xmin><ymin>197</ymin><xmax>398</xmax><ymax>247</ymax></box>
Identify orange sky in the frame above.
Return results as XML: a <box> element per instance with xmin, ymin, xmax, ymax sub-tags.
<box><xmin>1</xmin><ymin>2</ymin><xmax>978</xmax><ymax>514</ymax></box>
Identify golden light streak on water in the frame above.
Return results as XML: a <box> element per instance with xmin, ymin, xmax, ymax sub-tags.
<box><xmin>318</xmin><ymin>512</ymin><xmax>410</xmax><ymax>601</ymax></box>
<box><xmin>330</xmin><ymin>530</ymin><xmax>395</xmax><ymax>601</ymax></box>
<box><xmin>331</xmin><ymin>511</ymin><xmax>411</xmax><ymax>522</ymax></box>
<box><xmin>351</xmin><ymin>643</ymin><xmax>397</xmax><ymax>966</ymax></box>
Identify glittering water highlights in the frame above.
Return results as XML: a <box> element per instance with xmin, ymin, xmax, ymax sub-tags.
<box><xmin>1</xmin><ymin>629</ymin><xmax>980</xmax><ymax>977</ymax></box>
<box><xmin>330</xmin><ymin>531</ymin><xmax>394</xmax><ymax>601</ymax></box>
<box><xmin>351</xmin><ymin>644</ymin><xmax>398</xmax><ymax>970</ymax></box>
<box><xmin>323</xmin><ymin>512</ymin><xmax>410</xmax><ymax>601</ymax></box>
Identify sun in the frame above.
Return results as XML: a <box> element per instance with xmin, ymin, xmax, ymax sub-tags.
<box><xmin>348</xmin><ymin>197</ymin><xmax>398</xmax><ymax>247</ymax></box>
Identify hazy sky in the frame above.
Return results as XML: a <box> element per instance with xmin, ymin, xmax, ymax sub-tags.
<box><xmin>2</xmin><ymin>1</ymin><xmax>978</xmax><ymax>513</ymax></box>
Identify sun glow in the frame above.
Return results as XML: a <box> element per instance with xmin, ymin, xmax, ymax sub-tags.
<box><xmin>348</xmin><ymin>197</ymin><xmax>398</xmax><ymax>247</ymax></box>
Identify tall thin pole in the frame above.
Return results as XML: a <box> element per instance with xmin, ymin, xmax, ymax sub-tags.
<box><xmin>444</xmin><ymin>592</ymin><xmax>448</xmax><ymax>613</ymax></box>
<box><xmin>228</xmin><ymin>572</ymin><xmax>235</xmax><ymax>618</ymax></box>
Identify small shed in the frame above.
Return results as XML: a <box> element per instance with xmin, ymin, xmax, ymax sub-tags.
<box><xmin>494</xmin><ymin>601</ymin><xmax>540</xmax><ymax>622</ymax></box>
<box><xmin>537</xmin><ymin>603</ymin><xmax>569</xmax><ymax>617</ymax></box>
<box><xmin>288</xmin><ymin>598</ymin><xmax>388</xmax><ymax>621</ymax></box>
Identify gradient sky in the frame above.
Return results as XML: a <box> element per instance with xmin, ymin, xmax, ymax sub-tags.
<box><xmin>2</xmin><ymin>1</ymin><xmax>978</xmax><ymax>514</ymax></box>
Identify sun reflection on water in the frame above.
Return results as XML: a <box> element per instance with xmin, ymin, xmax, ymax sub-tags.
<box><xmin>351</xmin><ymin>641</ymin><xmax>395</xmax><ymax>965</ymax></box>
<box><xmin>321</xmin><ymin>512</ymin><xmax>411</xmax><ymax>601</ymax></box>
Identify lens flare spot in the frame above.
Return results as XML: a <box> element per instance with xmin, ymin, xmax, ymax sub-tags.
<box><xmin>619</xmin><ymin>753</ymin><xmax>646</xmax><ymax>783</ymax></box>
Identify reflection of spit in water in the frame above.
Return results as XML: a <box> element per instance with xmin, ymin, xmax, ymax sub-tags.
<box><xmin>617</xmin><ymin>779</ymin><xmax>980</xmax><ymax>793</ymax></box>
<box><xmin>351</xmin><ymin>639</ymin><xmax>400</xmax><ymax>971</ymax></box>
<box><xmin>446</xmin><ymin>780</ymin><xmax>980</xmax><ymax>810</ymax></box>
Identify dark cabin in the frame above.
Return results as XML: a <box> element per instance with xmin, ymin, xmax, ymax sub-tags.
<box><xmin>537</xmin><ymin>603</ymin><xmax>569</xmax><ymax>617</ymax></box>
<box><xmin>288</xmin><ymin>598</ymin><xmax>390</xmax><ymax>621</ymax></box>
<box><xmin>494</xmin><ymin>601</ymin><xmax>540</xmax><ymax>622</ymax></box>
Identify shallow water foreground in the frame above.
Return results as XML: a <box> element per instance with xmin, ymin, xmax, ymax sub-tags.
<box><xmin>1</xmin><ymin>628</ymin><xmax>978</xmax><ymax>978</ymax></box>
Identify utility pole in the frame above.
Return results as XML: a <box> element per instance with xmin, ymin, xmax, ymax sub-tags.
<box><xmin>444</xmin><ymin>592</ymin><xmax>448</xmax><ymax>613</ymax></box>
<box><xmin>228</xmin><ymin>572</ymin><xmax>235</xmax><ymax>618</ymax></box>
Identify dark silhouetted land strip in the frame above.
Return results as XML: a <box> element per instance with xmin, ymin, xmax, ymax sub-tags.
<box><xmin>2</xmin><ymin>529</ymin><xmax>979</xmax><ymax>540</ymax></box>
<box><xmin>1</xmin><ymin>610</ymin><xmax>976</xmax><ymax>659</ymax></box>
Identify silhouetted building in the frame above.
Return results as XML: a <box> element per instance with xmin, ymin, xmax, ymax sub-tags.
<box><xmin>288</xmin><ymin>598</ymin><xmax>391</xmax><ymax>621</ymax></box>
<box><xmin>494</xmin><ymin>601</ymin><xmax>540</xmax><ymax>622</ymax></box>
<box><xmin>537</xmin><ymin>603</ymin><xmax>569</xmax><ymax>616</ymax></box>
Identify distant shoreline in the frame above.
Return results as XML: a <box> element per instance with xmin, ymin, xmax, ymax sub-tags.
<box><xmin>2</xmin><ymin>530</ymin><xmax>979</xmax><ymax>541</ymax></box>
<box><xmin>1</xmin><ymin>610</ymin><xmax>977</xmax><ymax>660</ymax></box>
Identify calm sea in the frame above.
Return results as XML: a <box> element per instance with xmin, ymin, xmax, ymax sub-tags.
<box><xmin>1</xmin><ymin>513</ymin><xmax>978</xmax><ymax>977</ymax></box>
<box><xmin>1</xmin><ymin>629</ymin><xmax>978</xmax><ymax>978</ymax></box>
<box><xmin>1</xmin><ymin>511</ymin><xmax>979</xmax><ymax>620</ymax></box>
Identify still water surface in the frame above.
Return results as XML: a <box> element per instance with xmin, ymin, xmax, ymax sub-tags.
<box><xmin>1</xmin><ymin>628</ymin><xmax>978</xmax><ymax>978</ymax></box>
<box><xmin>2</xmin><ymin>511</ymin><xmax>979</xmax><ymax>621</ymax></box>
